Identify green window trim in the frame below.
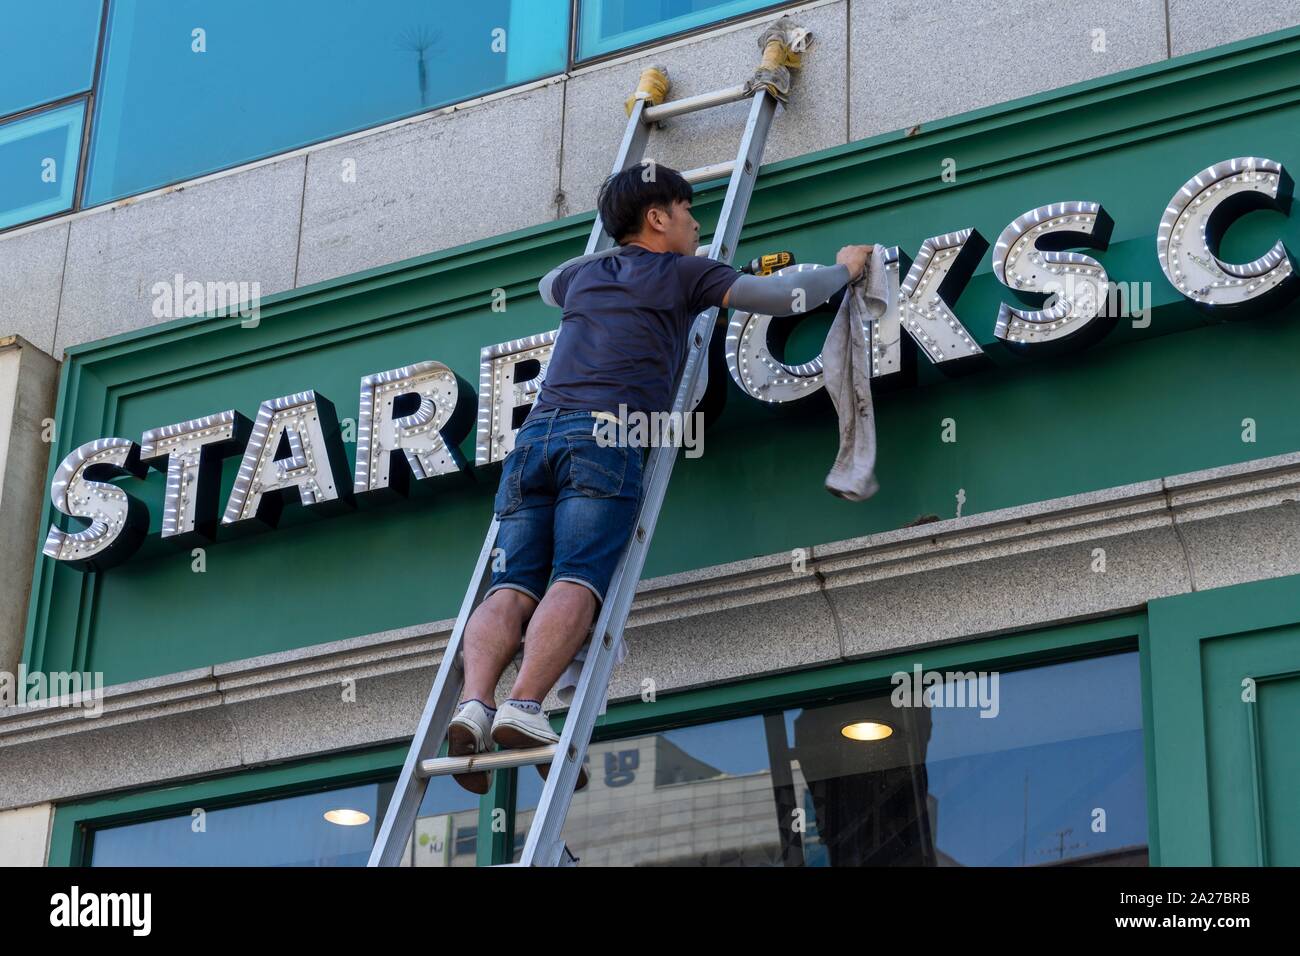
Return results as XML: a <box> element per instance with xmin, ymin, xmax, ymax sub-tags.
<box><xmin>1144</xmin><ymin>572</ymin><xmax>1300</xmax><ymax>866</ymax></box>
<box><xmin>50</xmin><ymin>744</ymin><xmax>406</xmax><ymax>867</ymax></box>
<box><xmin>49</xmin><ymin>611</ymin><xmax>1148</xmax><ymax>866</ymax></box>
<box><xmin>503</xmin><ymin>611</ymin><xmax>1150</xmax><ymax>865</ymax></box>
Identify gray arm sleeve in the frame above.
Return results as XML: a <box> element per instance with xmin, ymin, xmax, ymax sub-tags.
<box><xmin>725</xmin><ymin>263</ymin><xmax>852</xmax><ymax>316</ymax></box>
<box><xmin>538</xmin><ymin>245</ymin><xmax>626</xmax><ymax>307</ymax></box>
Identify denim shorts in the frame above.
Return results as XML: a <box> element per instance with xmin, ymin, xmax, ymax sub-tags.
<box><xmin>485</xmin><ymin>408</ymin><xmax>645</xmax><ymax>606</ymax></box>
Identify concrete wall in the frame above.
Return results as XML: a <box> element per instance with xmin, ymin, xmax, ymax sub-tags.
<box><xmin>0</xmin><ymin>337</ymin><xmax>58</xmax><ymax>678</ymax></box>
<box><xmin>0</xmin><ymin>804</ymin><xmax>53</xmax><ymax>866</ymax></box>
<box><xmin>1</xmin><ymin>0</ymin><xmax>1298</xmax><ymax>361</ymax></box>
<box><xmin>4</xmin><ymin>0</ymin><xmax>1300</xmax><ymax>864</ymax></box>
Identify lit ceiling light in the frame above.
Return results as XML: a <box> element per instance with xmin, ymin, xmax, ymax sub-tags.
<box><xmin>324</xmin><ymin>808</ymin><xmax>371</xmax><ymax>826</ymax></box>
<box><xmin>840</xmin><ymin>720</ymin><xmax>894</xmax><ymax>741</ymax></box>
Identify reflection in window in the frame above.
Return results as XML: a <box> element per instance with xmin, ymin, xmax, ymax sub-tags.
<box><xmin>577</xmin><ymin>0</ymin><xmax>780</xmax><ymax>60</ymax></box>
<box><xmin>86</xmin><ymin>0</ymin><xmax>569</xmax><ymax>205</ymax></box>
<box><xmin>88</xmin><ymin>774</ymin><xmax>480</xmax><ymax>867</ymax></box>
<box><xmin>514</xmin><ymin>652</ymin><xmax>1148</xmax><ymax>866</ymax></box>
<box><xmin>0</xmin><ymin>102</ymin><xmax>86</xmax><ymax>230</ymax></box>
<box><xmin>0</xmin><ymin>0</ymin><xmax>103</xmax><ymax>116</ymax></box>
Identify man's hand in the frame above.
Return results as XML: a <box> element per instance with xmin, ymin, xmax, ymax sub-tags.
<box><xmin>835</xmin><ymin>244</ymin><xmax>875</xmax><ymax>282</ymax></box>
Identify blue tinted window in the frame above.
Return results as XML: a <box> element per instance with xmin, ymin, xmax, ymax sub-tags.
<box><xmin>904</xmin><ymin>653</ymin><xmax>1147</xmax><ymax>866</ymax></box>
<box><xmin>86</xmin><ymin>0</ymin><xmax>568</xmax><ymax>205</ymax></box>
<box><xmin>0</xmin><ymin>0</ymin><xmax>103</xmax><ymax>116</ymax></box>
<box><xmin>0</xmin><ymin>102</ymin><xmax>86</xmax><ymax>230</ymax></box>
<box><xmin>578</xmin><ymin>0</ymin><xmax>778</xmax><ymax>60</ymax></box>
<box><xmin>514</xmin><ymin>651</ymin><xmax>1148</xmax><ymax>866</ymax></box>
<box><xmin>89</xmin><ymin>774</ymin><xmax>480</xmax><ymax>866</ymax></box>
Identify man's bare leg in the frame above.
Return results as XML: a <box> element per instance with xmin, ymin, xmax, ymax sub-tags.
<box><xmin>461</xmin><ymin>588</ymin><xmax>538</xmax><ymax>705</ymax></box>
<box><xmin>447</xmin><ymin>588</ymin><xmax>537</xmax><ymax>793</ymax></box>
<box><xmin>509</xmin><ymin>581</ymin><xmax>597</xmax><ymax>702</ymax></box>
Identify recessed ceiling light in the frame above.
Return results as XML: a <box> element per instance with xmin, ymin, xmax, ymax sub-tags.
<box><xmin>840</xmin><ymin>720</ymin><xmax>894</xmax><ymax>741</ymax></box>
<box><xmin>324</xmin><ymin>808</ymin><xmax>371</xmax><ymax>826</ymax></box>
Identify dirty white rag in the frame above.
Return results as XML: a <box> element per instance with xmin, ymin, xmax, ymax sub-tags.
<box><xmin>822</xmin><ymin>245</ymin><xmax>889</xmax><ymax>501</ymax></box>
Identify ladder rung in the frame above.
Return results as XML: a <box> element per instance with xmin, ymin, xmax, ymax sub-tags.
<box><xmin>493</xmin><ymin>845</ymin><xmax>578</xmax><ymax>867</ymax></box>
<box><xmin>681</xmin><ymin>160</ymin><xmax>736</xmax><ymax>185</ymax></box>
<box><xmin>419</xmin><ymin>745</ymin><xmax>558</xmax><ymax>778</ymax></box>
<box><xmin>641</xmin><ymin>84</ymin><xmax>750</xmax><ymax>124</ymax></box>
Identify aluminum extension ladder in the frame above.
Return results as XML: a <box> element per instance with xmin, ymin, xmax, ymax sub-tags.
<box><xmin>369</xmin><ymin>50</ymin><xmax>801</xmax><ymax>868</ymax></box>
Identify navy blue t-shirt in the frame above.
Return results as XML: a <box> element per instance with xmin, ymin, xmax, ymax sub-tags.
<box><xmin>528</xmin><ymin>246</ymin><xmax>740</xmax><ymax>420</ymax></box>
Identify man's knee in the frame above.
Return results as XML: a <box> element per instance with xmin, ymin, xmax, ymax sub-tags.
<box><xmin>485</xmin><ymin>586</ymin><xmax>540</xmax><ymax>619</ymax></box>
<box><xmin>543</xmin><ymin>581</ymin><xmax>599</xmax><ymax>627</ymax></box>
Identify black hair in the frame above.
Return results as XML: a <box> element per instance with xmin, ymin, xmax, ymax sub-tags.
<box><xmin>596</xmin><ymin>162</ymin><xmax>693</xmax><ymax>243</ymax></box>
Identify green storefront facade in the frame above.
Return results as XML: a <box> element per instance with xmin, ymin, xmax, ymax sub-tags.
<box><xmin>18</xmin><ymin>26</ymin><xmax>1300</xmax><ymax>866</ymax></box>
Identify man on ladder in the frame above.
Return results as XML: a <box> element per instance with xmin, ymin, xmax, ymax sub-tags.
<box><xmin>445</xmin><ymin>160</ymin><xmax>875</xmax><ymax>794</ymax></box>
<box><xmin>367</xmin><ymin>16</ymin><xmax>882</xmax><ymax>866</ymax></box>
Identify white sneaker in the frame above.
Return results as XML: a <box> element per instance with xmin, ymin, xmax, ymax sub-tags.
<box><xmin>447</xmin><ymin>699</ymin><xmax>495</xmax><ymax>794</ymax></box>
<box><xmin>492</xmin><ymin>700</ymin><xmax>588</xmax><ymax>791</ymax></box>
<box><xmin>491</xmin><ymin>700</ymin><xmax>559</xmax><ymax>746</ymax></box>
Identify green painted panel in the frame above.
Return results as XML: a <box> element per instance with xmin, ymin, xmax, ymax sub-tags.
<box><xmin>1202</xmin><ymin>627</ymin><xmax>1300</xmax><ymax>865</ymax></box>
<box><xmin>1147</xmin><ymin>574</ymin><xmax>1300</xmax><ymax>865</ymax></box>
<box><xmin>25</xmin><ymin>27</ymin><xmax>1300</xmax><ymax>683</ymax></box>
<box><xmin>1254</xmin><ymin>673</ymin><xmax>1300</xmax><ymax>864</ymax></box>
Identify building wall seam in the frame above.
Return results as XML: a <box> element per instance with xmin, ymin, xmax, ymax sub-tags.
<box><xmin>810</xmin><ymin>548</ymin><xmax>848</xmax><ymax>660</ymax></box>
<box><xmin>50</xmin><ymin>223</ymin><xmax>71</xmax><ymax>357</ymax></box>
<box><xmin>1162</xmin><ymin>478</ymin><xmax>1200</xmax><ymax>593</ymax></box>
<box><xmin>290</xmin><ymin>157</ymin><xmax>309</xmax><ymax>289</ymax></box>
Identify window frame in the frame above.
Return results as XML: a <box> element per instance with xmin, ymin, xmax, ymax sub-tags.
<box><xmin>50</xmin><ymin>738</ymin><xmax>502</xmax><ymax>867</ymax></box>
<box><xmin>0</xmin><ymin>98</ymin><xmax>90</xmax><ymax>230</ymax></box>
<box><xmin>500</xmin><ymin>611</ymin><xmax>1153</xmax><ymax>865</ymax></box>
<box><xmin>47</xmin><ymin>610</ymin><xmax>1152</xmax><ymax>866</ymax></box>
<box><xmin>0</xmin><ymin>0</ymin><xmax>107</xmax><ymax>235</ymax></box>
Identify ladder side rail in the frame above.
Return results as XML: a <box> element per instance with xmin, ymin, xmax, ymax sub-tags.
<box><xmin>684</xmin><ymin>90</ymin><xmax>778</xmax><ymax>413</ymax></box>
<box><xmin>366</xmin><ymin>518</ymin><xmax>503</xmax><ymax>866</ymax></box>
<box><xmin>516</xmin><ymin>302</ymin><xmax>720</xmax><ymax>866</ymax></box>
<box><xmin>518</xmin><ymin>90</ymin><xmax>779</xmax><ymax>867</ymax></box>
<box><xmin>369</xmin><ymin>94</ymin><xmax>655</xmax><ymax>867</ymax></box>
<box><xmin>585</xmin><ymin>99</ymin><xmax>654</xmax><ymax>255</ymax></box>
<box><xmin>704</xmin><ymin>92</ymin><xmax>775</xmax><ymax>272</ymax></box>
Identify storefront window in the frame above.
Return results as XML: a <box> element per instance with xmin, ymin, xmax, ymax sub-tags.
<box><xmin>84</xmin><ymin>0</ymin><xmax>569</xmax><ymax>205</ymax></box>
<box><xmin>0</xmin><ymin>102</ymin><xmax>86</xmax><ymax>230</ymax></box>
<box><xmin>514</xmin><ymin>651</ymin><xmax>1148</xmax><ymax>865</ymax></box>
<box><xmin>88</xmin><ymin>775</ymin><xmax>481</xmax><ymax>867</ymax></box>
<box><xmin>577</xmin><ymin>0</ymin><xmax>782</xmax><ymax>60</ymax></box>
<box><xmin>0</xmin><ymin>0</ymin><xmax>102</xmax><ymax>117</ymax></box>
